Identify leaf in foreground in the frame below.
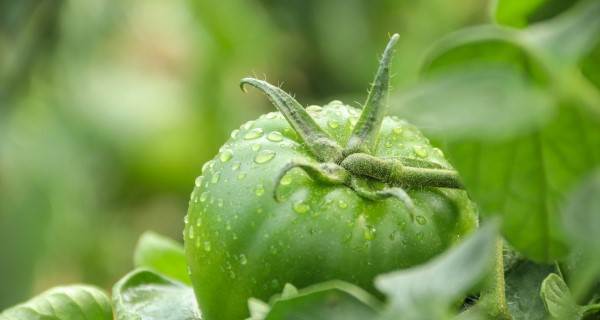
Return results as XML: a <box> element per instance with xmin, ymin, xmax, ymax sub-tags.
<box><xmin>395</xmin><ymin>0</ymin><xmax>600</xmax><ymax>262</ymax></box>
<box><xmin>562</xmin><ymin>170</ymin><xmax>600</xmax><ymax>296</ymax></box>
<box><xmin>133</xmin><ymin>231</ymin><xmax>190</xmax><ymax>284</ymax></box>
<box><xmin>252</xmin><ymin>281</ymin><xmax>381</xmax><ymax>320</ymax></box>
<box><xmin>113</xmin><ymin>268</ymin><xmax>201</xmax><ymax>320</ymax></box>
<box><xmin>504</xmin><ymin>261</ymin><xmax>555</xmax><ymax>320</ymax></box>
<box><xmin>374</xmin><ymin>222</ymin><xmax>498</xmax><ymax>320</ymax></box>
<box><xmin>538</xmin><ymin>273</ymin><xmax>600</xmax><ymax>320</ymax></box>
<box><xmin>0</xmin><ymin>285</ymin><xmax>112</xmax><ymax>320</ymax></box>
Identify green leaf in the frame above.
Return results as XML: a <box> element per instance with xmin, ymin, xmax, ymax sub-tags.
<box><xmin>504</xmin><ymin>261</ymin><xmax>555</xmax><ymax>319</ymax></box>
<box><xmin>247</xmin><ymin>298</ymin><xmax>270</xmax><ymax>320</ymax></box>
<box><xmin>374</xmin><ymin>222</ymin><xmax>498</xmax><ymax>320</ymax></box>
<box><xmin>259</xmin><ymin>281</ymin><xmax>381</xmax><ymax>320</ymax></box>
<box><xmin>133</xmin><ymin>231</ymin><xmax>190</xmax><ymax>284</ymax></box>
<box><xmin>112</xmin><ymin>269</ymin><xmax>201</xmax><ymax>320</ymax></box>
<box><xmin>394</xmin><ymin>65</ymin><xmax>555</xmax><ymax>140</ymax></box>
<box><xmin>524</xmin><ymin>1</ymin><xmax>600</xmax><ymax>67</ymax></box>
<box><xmin>540</xmin><ymin>273</ymin><xmax>583</xmax><ymax>319</ymax></box>
<box><xmin>562</xmin><ymin>170</ymin><xmax>600</xmax><ymax>296</ymax></box>
<box><xmin>400</xmin><ymin>0</ymin><xmax>600</xmax><ymax>262</ymax></box>
<box><xmin>0</xmin><ymin>285</ymin><xmax>112</xmax><ymax>320</ymax></box>
<box><xmin>493</xmin><ymin>0</ymin><xmax>580</xmax><ymax>28</ymax></box>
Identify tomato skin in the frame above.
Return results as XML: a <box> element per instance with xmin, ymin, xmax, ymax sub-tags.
<box><xmin>184</xmin><ymin>103</ymin><xmax>477</xmax><ymax>320</ymax></box>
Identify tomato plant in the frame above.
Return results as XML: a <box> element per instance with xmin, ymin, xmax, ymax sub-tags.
<box><xmin>184</xmin><ymin>34</ymin><xmax>477</xmax><ymax>320</ymax></box>
<box><xmin>2</xmin><ymin>1</ymin><xmax>600</xmax><ymax>320</ymax></box>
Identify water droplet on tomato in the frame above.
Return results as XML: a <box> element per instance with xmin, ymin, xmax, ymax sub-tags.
<box><xmin>413</xmin><ymin>146</ymin><xmax>428</xmax><ymax>158</ymax></box>
<box><xmin>267</xmin><ymin>131</ymin><xmax>283</xmax><ymax>142</ymax></box>
<box><xmin>293</xmin><ymin>200</ymin><xmax>310</xmax><ymax>214</ymax></box>
<box><xmin>306</xmin><ymin>105</ymin><xmax>322</xmax><ymax>112</ymax></box>
<box><xmin>200</xmin><ymin>192</ymin><xmax>209</xmax><ymax>202</ymax></box>
<box><xmin>220</xmin><ymin>150</ymin><xmax>233</xmax><ymax>162</ymax></box>
<box><xmin>201</xmin><ymin>160</ymin><xmax>213</xmax><ymax>173</ymax></box>
<box><xmin>280</xmin><ymin>174</ymin><xmax>292</xmax><ymax>185</ymax></box>
<box><xmin>242</xmin><ymin>121</ymin><xmax>255</xmax><ymax>130</ymax></box>
<box><xmin>254</xmin><ymin>150</ymin><xmax>276</xmax><ymax>164</ymax></box>
<box><xmin>255</xmin><ymin>184</ymin><xmax>265</xmax><ymax>196</ymax></box>
<box><xmin>244</xmin><ymin>128</ymin><xmax>264</xmax><ymax>140</ymax></box>
<box><xmin>363</xmin><ymin>225</ymin><xmax>376</xmax><ymax>241</ymax></box>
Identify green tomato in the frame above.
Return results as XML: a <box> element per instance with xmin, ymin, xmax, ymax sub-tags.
<box><xmin>184</xmin><ymin>35</ymin><xmax>477</xmax><ymax>320</ymax></box>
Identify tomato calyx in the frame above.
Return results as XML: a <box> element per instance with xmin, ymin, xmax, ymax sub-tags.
<box><xmin>240</xmin><ymin>33</ymin><xmax>463</xmax><ymax>211</ymax></box>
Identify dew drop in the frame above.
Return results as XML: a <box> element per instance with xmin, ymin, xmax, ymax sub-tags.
<box><xmin>239</xmin><ymin>254</ymin><xmax>248</xmax><ymax>265</ymax></box>
<box><xmin>363</xmin><ymin>226</ymin><xmax>376</xmax><ymax>241</ymax></box>
<box><xmin>267</xmin><ymin>131</ymin><xmax>284</xmax><ymax>142</ymax></box>
<box><xmin>306</xmin><ymin>105</ymin><xmax>322</xmax><ymax>112</ymax></box>
<box><xmin>194</xmin><ymin>176</ymin><xmax>203</xmax><ymax>187</ymax></box>
<box><xmin>200</xmin><ymin>192</ymin><xmax>209</xmax><ymax>202</ymax></box>
<box><xmin>255</xmin><ymin>184</ymin><xmax>265</xmax><ymax>197</ymax></box>
<box><xmin>329</xmin><ymin>100</ymin><xmax>342</xmax><ymax>105</ymax></box>
<box><xmin>328</xmin><ymin>120</ymin><xmax>339</xmax><ymax>129</ymax></box>
<box><xmin>211</xmin><ymin>172</ymin><xmax>220</xmax><ymax>183</ymax></box>
<box><xmin>293</xmin><ymin>200</ymin><xmax>310</xmax><ymax>214</ymax></box>
<box><xmin>416</xmin><ymin>215</ymin><xmax>427</xmax><ymax>225</ymax></box>
<box><xmin>244</xmin><ymin>128</ymin><xmax>264</xmax><ymax>140</ymax></box>
<box><xmin>203</xmin><ymin>241</ymin><xmax>212</xmax><ymax>252</ymax></box>
<box><xmin>254</xmin><ymin>150</ymin><xmax>276</xmax><ymax>164</ymax></box>
<box><xmin>201</xmin><ymin>160</ymin><xmax>213</xmax><ymax>174</ymax></box>
<box><xmin>280</xmin><ymin>174</ymin><xmax>292</xmax><ymax>186</ymax></box>
<box><xmin>184</xmin><ymin>215</ymin><xmax>189</xmax><ymax>224</ymax></box>
<box><xmin>338</xmin><ymin>200</ymin><xmax>348</xmax><ymax>209</ymax></box>
<box><xmin>219</xmin><ymin>149</ymin><xmax>233</xmax><ymax>162</ymax></box>
<box><xmin>413</xmin><ymin>146</ymin><xmax>428</xmax><ymax>158</ymax></box>
<box><xmin>237</xmin><ymin>173</ymin><xmax>247</xmax><ymax>180</ymax></box>
<box><xmin>242</xmin><ymin>121</ymin><xmax>255</xmax><ymax>130</ymax></box>
<box><xmin>188</xmin><ymin>226</ymin><xmax>195</xmax><ymax>239</ymax></box>
<box><xmin>230</xmin><ymin>129</ymin><xmax>240</xmax><ymax>139</ymax></box>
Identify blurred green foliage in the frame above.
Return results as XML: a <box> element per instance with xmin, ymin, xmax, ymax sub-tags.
<box><xmin>0</xmin><ymin>0</ymin><xmax>488</xmax><ymax>308</ymax></box>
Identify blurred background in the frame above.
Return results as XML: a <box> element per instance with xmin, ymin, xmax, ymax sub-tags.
<box><xmin>0</xmin><ymin>0</ymin><xmax>526</xmax><ymax>308</ymax></box>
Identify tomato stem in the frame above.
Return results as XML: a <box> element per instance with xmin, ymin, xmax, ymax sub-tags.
<box><xmin>341</xmin><ymin>153</ymin><xmax>463</xmax><ymax>189</ymax></box>
<box><xmin>240</xmin><ymin>78</ymin><xmax>344</xmax><ymax>163</ymax></box>
<box><xmin>345</xmin><ymin>33</ymin><xmax>399</xmax><ymax>155</ymax></box>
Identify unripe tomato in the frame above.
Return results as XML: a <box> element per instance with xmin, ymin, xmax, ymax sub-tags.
<box><xmin>184</xmin><ymin>35</ymin><xmax>477</xmax><ymax>320</ymax></box>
